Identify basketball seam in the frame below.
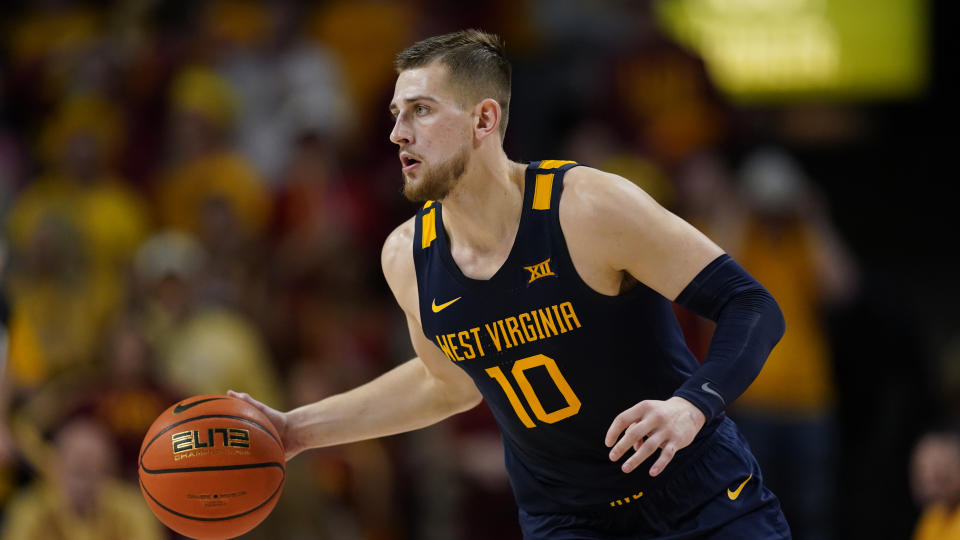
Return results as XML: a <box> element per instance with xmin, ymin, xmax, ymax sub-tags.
<box><xmin>139</xmin><ymin>476</ymin><xmax>285</xmax><ymax>522</ymax></box>
<box><xmin>141</xmin><ymin>461</ymin><xmax>285</xmax><ymax>475</ymax></box>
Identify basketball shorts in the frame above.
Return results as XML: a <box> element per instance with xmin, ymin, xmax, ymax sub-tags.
<box><xmin>517</xmin><ymin>420</ymin><xmax>792</xmax><ymax>539</ymax></box>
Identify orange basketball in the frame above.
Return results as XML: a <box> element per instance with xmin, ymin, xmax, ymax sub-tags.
<box><xmin>138</xmin><ymin>394</ymin><xmax>285</xmax><ymax>540</ymax></box>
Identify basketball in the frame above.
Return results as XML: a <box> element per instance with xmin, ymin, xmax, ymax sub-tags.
<box><xmin>138</xmin><ymin>394</ymin><xmax>286</xmax><ymax>539</ymax></box>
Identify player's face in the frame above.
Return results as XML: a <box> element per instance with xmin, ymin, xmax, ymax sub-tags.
<box><xmin>389</xmin><ymin>64</ymin><xmax>473</xmax><ymax>202</ymax></box>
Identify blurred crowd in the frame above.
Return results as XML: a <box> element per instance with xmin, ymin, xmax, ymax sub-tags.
<box><xmin>0</xmin><ymin>1</ymin><xmax>956</xmax><ymax>539</ymax></box>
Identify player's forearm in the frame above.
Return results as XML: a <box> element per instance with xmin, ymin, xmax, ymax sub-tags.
<box><xmin>672</xmin><ymin>254</ymin><xmax>785</xmax><ymax>422</ymax></box>
<box><xmin>284</xmin><ymin>358</ymin><xmax>479</xmax><ymax>451</ymax></box>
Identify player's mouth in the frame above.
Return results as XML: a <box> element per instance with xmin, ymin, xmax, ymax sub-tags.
<box><xmin>400</xmin><ymin>153</ymin><xmax>422</xmax><ymax>173</ymax></box>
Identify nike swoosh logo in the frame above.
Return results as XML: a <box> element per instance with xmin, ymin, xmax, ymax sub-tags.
<box><xmin>431</xmin><ymin>297</ymin><xmax>462</xmax><ymax>313</ymax></box>
<box><xmin>701</xmin><ymin>382</ymin><xmax>726</xmax><ymax>405</ymax></box>
<box><xmin>727</xmin><ymin>474</ymin><xmax>753</xmax><ymax>500</ymax></box>
<box><xmin>173</xmin><ymin>397</ymin><xmax>227</xmax><ymax>414</ymax></box>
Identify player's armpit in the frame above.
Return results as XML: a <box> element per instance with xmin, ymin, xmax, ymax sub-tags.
<box><xmin>404</xmin><ymin>312</ymin><xmax>484</xmax><ymax>415</ymax></box>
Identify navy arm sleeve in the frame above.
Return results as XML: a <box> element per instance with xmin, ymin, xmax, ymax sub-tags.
<box><xmin>672</xmin><ymin>254</ymin><xmax>785</xmax><ymax>423</ymax></box>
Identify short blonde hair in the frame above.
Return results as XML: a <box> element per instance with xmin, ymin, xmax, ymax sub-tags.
<box><xmin>395</xmin><ymin>29</ymin><xmax>511</xmax><ymax>138</ymax></box>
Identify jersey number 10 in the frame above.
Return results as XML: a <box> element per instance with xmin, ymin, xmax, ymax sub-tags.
<box><xmin>485</xmin><ymin>354</ymin><xmax>582</xmax><ymax>428</ymax></box>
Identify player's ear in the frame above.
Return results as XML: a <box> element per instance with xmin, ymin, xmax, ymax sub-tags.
<box><xmin>473</xmin><ymin>98</ymin><xmax>501</xmax><ymax>142</ymax></box>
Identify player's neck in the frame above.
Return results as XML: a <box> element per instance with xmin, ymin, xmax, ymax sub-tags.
<box><xmin>439</xmin><ymin>151</ymin><xmax>526</xmax><ymax>256</ymax></box>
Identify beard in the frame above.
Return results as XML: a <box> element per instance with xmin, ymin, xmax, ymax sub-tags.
<box><xmin>402</xmin><ymin>144</ymin><xmax>470</xmax><ymax>202</ymax></box>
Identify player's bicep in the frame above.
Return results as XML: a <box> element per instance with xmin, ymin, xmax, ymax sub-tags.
<box><xmin>381</xmin><ymin>218</ymin><xmax>480</xmax><ymax>411</ymax></box>
<box><xmin>565</xmin><ymin>168</ymin><xmax>723</xmax><ymax>301</ymax></box>
<box><xmin>404</xmin><ymin>312</ymin><xmax>483</xmax><ymax>410</ymax></box>
<box><xmin>619</xmin><ymin>197</ymin><xmax>723</xmax><ymax>301</ymax></box>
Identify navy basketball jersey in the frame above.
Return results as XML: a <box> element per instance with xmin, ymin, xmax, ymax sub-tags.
<box><xmin>412</xmin><ymin>160</ymin><xmax>723</xmax><ymax>513</ymax></box>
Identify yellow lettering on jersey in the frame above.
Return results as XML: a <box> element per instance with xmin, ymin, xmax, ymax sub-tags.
<box><xmin>518</xmin><ymin>313</ymin><xmax>538</xmax><ymax>342</ymax></box>
<box><xmin>559</xmin><ymin>301</ymin><xmax>582</xmax><ymax>330</ymax></box>
<box><xmin>529</xmin><ymin>310</ymin><xmax>546</xmax><ymax>339</ymax></box>
<box><xmin>497</xmin><ymin>320</ymin><xmax>512</xmax><ymax>348</ymax></box>
<box><xmin>469</xmin><ymin>327</ymin><xmax>485</xmax><ymax>357</ymax></box>
<box><xmin>457</xmin><ymin>331</ymin><xmax>476</xmax><ymax>360</ymax></box>
<box><xmin>484</xmin><ymin>323</ymin><xmax>503</xmax><ymax>352</ymax></box>
<box><xmin>552</xmin><ymin>304</ymin><xmax>568</xmax><ymax>333</ymax></box>
<box><xmin>486</xmin><ymin>366</ymin><xmax>536</xmax><ymax>428</ymax></box>
<box><xmin>504</xmin><ymin>317</ymin><xmax>525</xmax><ymax>347</ymax></box>
<box><xmin>524</xmin><ymin>258</ymin><xmax>556</xmax><ymax>284</ymax></box>
<box><xmin>421</xmin><ymin>208</ymin><xmax>437</xmax><ymax>249</ymax></box>
<box><xmin>511</xmin><ymin>355</ymin><xmax>581</xmax><ymax>423</ymax></box>
<box><xmin>537</xmin><ymin>307</ymin><xmax>558</xmax><ymax>337</ymax></box>
<box><xmin>532</xmin><ymin>174</ymin><xmax>554</xmax><ymax>210</ymax></box>
<box><xmin>435</xmin><ymin>334</ymin><xmax>455</xmax><ymax>361</ymax></box>
<box><xmin>446</xmin><ymin>332</ymin><xmax>464</xmax><ymax>361</ymax></box>
<box><xmin>436</xmin><ymin>302</ymin><xmax>582</xmax><ymax>361</ymax></box>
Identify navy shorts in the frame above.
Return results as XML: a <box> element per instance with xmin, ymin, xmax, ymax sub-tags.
<box><xmin>518</xmin><ymin>420</ymin><xmax>791</xmax><ymax>539</ymax></box>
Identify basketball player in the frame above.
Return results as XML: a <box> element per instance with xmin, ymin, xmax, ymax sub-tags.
<box><xmin>232</xmin><ymin>30</ymin><xmax>791</xmax><ymax>538</ymax></box>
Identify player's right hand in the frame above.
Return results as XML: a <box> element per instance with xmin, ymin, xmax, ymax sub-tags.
<box><xmin>227</xmin><ymin>390</ymin><xmax>302</xmax><ymax>461</ymax></box>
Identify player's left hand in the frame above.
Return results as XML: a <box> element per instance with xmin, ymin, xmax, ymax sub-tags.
<box><xmin>605</xmin><ymin>396</ymin><xmax>706</xmax><ymax>476</ymax></box>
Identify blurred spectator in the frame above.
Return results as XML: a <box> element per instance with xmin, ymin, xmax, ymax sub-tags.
<box><xmin>1</xmin><ymin>240</ymin><xmax>8</xmax><ymax>372</ymax></box>
<box><xmin>1</xmin><ymin>242</ymin><xmax>13</xmax><ymax>508</ymax></box>
<box><xmin>154</xmin><ymin>65</ymin><xmax>271</xmax><ymax>238</ymax></box>
<box><xmin>448</xmin><ymin>405</ymin><xmax>521</xmax><ymax>540</ymax></box>
<box><xmin>600</xmin><ymin>2</ymin><xmax>728</xmax><ymax>170</ymax></box>
<box><xmin>0</xmin><ymin>319</ymin><xmax>177</xmax><ymax>493</ymax></box>
<box><xmin>202</xmin><ymin>0</ymin><xmax>353</xmax><ymax>183</ymax></box>
<box><xmin>911</xmin><ymin>429</ymin><xmax>960</xmax><ymax>539</ymax></box>
<box><xmin>676</xmin><ymin>146</ymin><xmax>858</xmax><ymax>540</ymax></box>
<box><xmin>250</xmin><ymin>358</ymin><xmax>401</xmax><ymax>540</ymax></box>
<box><xmin>672</xmin><ymin>151</ymin><xmax>746</xmax><ymax>251</ymax></box>
<box><xmin>0</xmin><ymin>416</ymin><xmax>162</xmax><ymax>540</ymax></box>
<box><xmin>563</xmin><ymin>120</ymin><xmax>674</xmax><ymax>207</ymax></box>
<box><xmin>3</xmin><ymin>95</ymin><xmax>151</xmax><ymax>394</ymax></box>
<box><xmin>1</xmin><ymin>76</ymin><xmax>28</xmax><ymax>218</ymax></box>
<box><xmin>154</xmin><ymin>65</ymin><xmax>273</xmax><ymax>320</ymax></box>
<box><xmin>305</xmin><ymin>0</ymin><xmax>413</xmax><ymax>141</ymax></box>
<box><xmin>2</xmin><ymin>1</ymin><xmax>105</xmax><ymax>121</ymax></box>
<box><xmin>75</xmin><ymin>321</ymin><xmax>181</xmax><ymax>479</ymax></box>
<box><xmin>132</xmin><ymin>231</ymin><xmax>283</xmax><ymax>408</ymax></box>
<box><xmin>271</xmin><ymin>133</ymin><xmax>355</xmax><ymax>253</ymax></box>
<box><xmin>267</xmin><ymin>132</ymin><xmax>387</xmax><ymax>363</ymax></box>
<box><xmin>25</xmin><ymin>95</ymin><xmax>150</xmax><ymax>275</ymax></box>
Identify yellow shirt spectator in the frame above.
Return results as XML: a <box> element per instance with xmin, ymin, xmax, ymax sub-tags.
<box><xmin>1</xmin><ymin>482</ymin><xmax>163</xmax><ymax>540</ymax></box>
<box><xmin>914</xmin><ymin>505</ymin><xmax>960</xmax><ymax>540</ymax></box>
<box><xmin>156</xmin><ymin>150</ymin><xmax>270</xmax><ymax>238</ymax></box>
<box><xmin>734</xmin><ymin>220</ymin><xmax>835</xmax><ymax>415</ymax></box>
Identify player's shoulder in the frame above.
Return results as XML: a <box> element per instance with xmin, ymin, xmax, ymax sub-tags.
<box><xmin>381</xmin><ymin>216</ymin><xmax>418</xmax><ymax>307</ymax></box>
<box><xmin>560</xmin><ymin>165</ymin><xmax>662</xmax><ymax>228</ymax></box>
<box><xmin>381</xmin><ymin>216</ymin><xmax>415</xmax><ymax>280</ymax></box>
<box><xmin>562</xmin><ymin>165</ymin><xmax>626</xmax><ymax>200</ymax></box>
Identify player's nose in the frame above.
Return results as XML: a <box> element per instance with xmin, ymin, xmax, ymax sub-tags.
<box><xmin>389</xmin><ymin>117</ymin><xmax>412</xmax><ymax>146</ymax></box>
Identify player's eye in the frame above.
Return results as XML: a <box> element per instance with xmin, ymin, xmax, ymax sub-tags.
<box><xmin>415</xmin><ymin>104</ymin><xmax>429</xmax><ymax>116</ymax></box>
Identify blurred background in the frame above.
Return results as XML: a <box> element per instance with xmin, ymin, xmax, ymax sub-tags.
<box><xmin>0</xmin><ymin>0</ymin><xmax>956</xmax><ymax>539</ymax></box>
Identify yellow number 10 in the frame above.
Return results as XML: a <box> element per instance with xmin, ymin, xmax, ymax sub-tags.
<box><xmin>485</xmin><ymin>354</ymin><xmax>581</xmax><ymax>428</ymax></box>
